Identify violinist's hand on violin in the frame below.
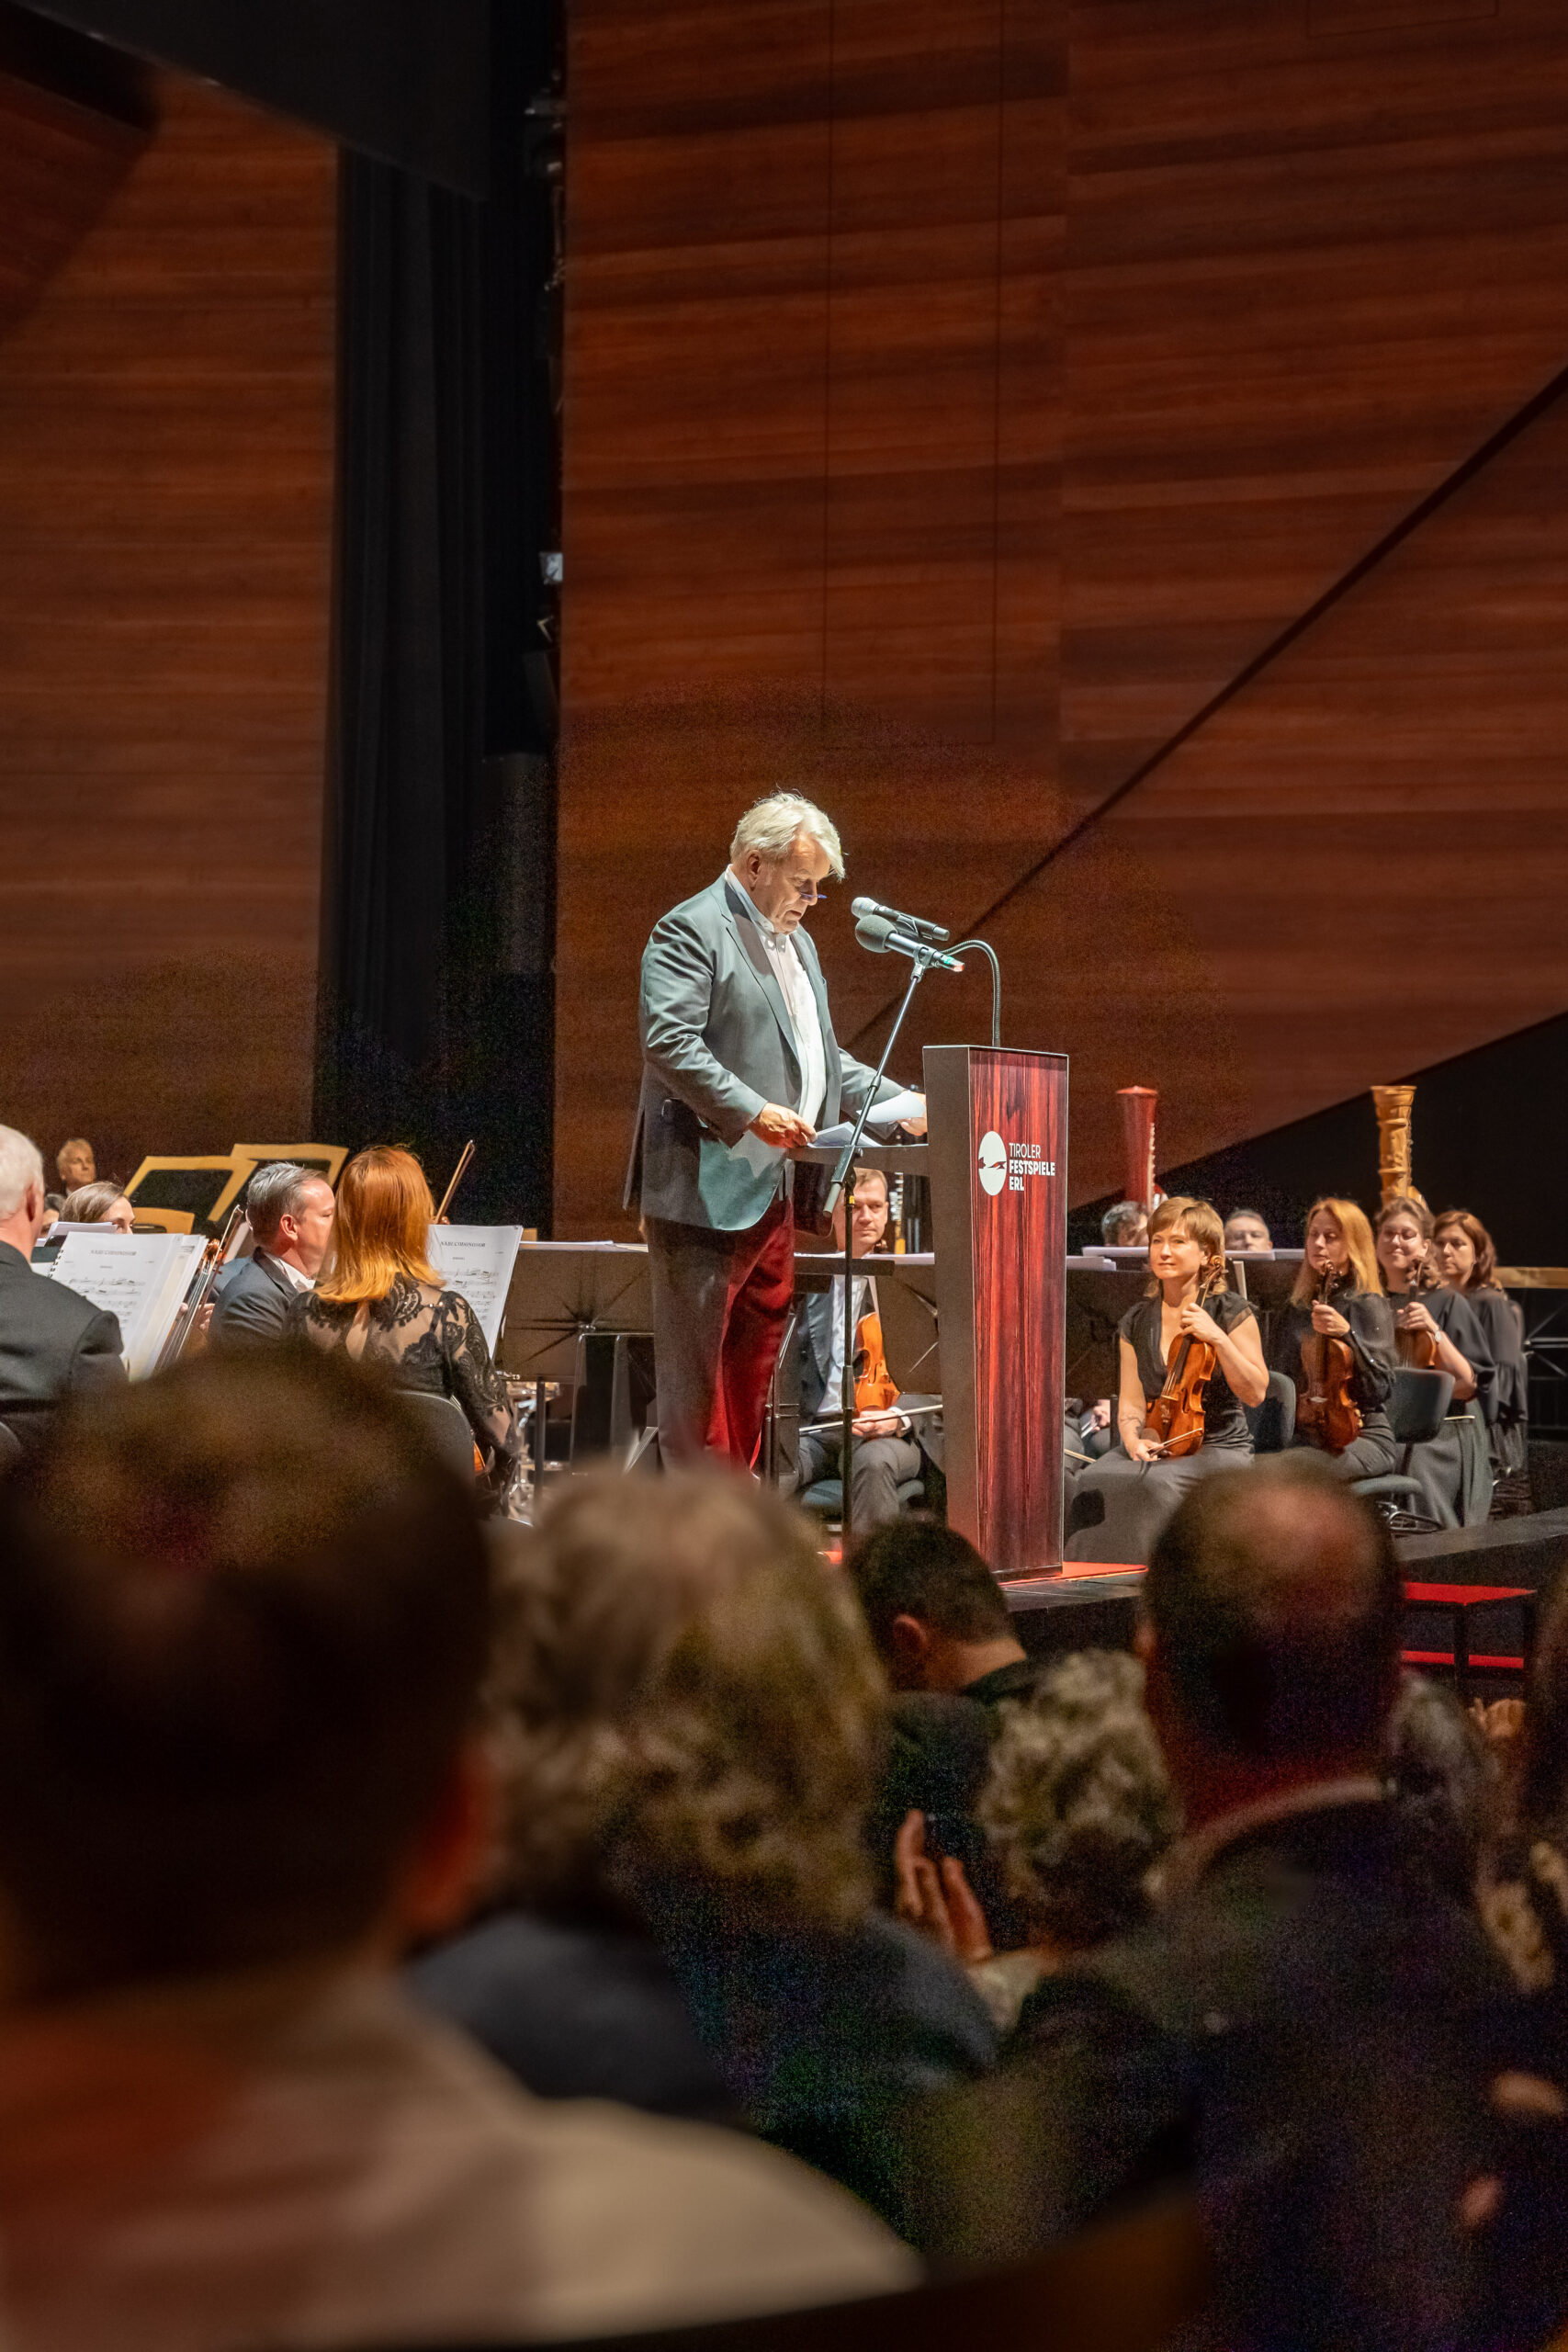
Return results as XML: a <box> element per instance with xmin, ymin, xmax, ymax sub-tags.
<box><xmin>853</xmin><ymin>1410</ymin><xmax>903</xmax><ymax>1439</ymax></box>
<box><xmin>749</xmin><ymin>1103</ymin><xmax>816</xmax><ymax>1150</ymax></box>
<box><xmin>1124</xmin><ymin>1431</ymin><xmax>1164</xmax><ymax>1464</ymax></box>
<box><xmin>1311</xmin><ymin>1302</ymin><xmax>1351</xmax><ymax>1338</ymax></box>
<box><xmin>1178</xmin><ymin>1302</ymin><xmax>1224</xmax><ymax>1346</ymax></box>
<box><xmin>1398</xmin><ymin>1299</ymin><xmax>1438</xmax><ymax>1336</ymax></box>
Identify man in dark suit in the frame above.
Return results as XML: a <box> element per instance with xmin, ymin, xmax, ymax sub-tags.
<box><xmin>916</xmin><ymin>1456</ymin><xmax>1529</xmax><ymax>2349</ymax></box>
<box><xmin>627</xmin><ymin>792</ymin><xmax>923</xmax><ymax>1467</ymax></box>
<box><xmin>0</xmin><ymin>1125</ymin><xmax>124</xmax><ymax>1442</ymax></box>
<box><xmin>208</xmin><ymin>1162</ymin><xmax>335</xmax><ymax>1350</ymax></box>
<box><xmin>790</xmin><ymin>1167</ymin><xmax>938</xmax><ymax>1531</ymax></box>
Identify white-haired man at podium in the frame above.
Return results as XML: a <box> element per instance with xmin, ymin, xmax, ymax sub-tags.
<box><xmin>626</xmin><ymin>792</ymin><xmax>924</xmax><ymax>1468</ymax></box>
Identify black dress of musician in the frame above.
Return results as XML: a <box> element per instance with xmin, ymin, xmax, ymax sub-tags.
<box><xmin>1434</xmin><ymin>1209</ymin><xmax>1528</xmax><ymax>1482</ymax></box>
<box><xmin>1375</xmin><ymin>1196</ymin><xmax>1494</xmax><ymax>1528</ymax></box>
<box><xmin>1269</xmin><ymin>1197</ymin><xmax>1398</xmax><ymax>1480</ymax></box>
<box><xmin>1065</xmin><ymin>1197</ymin><xmax>1267</xmax><ymax>1567</ymax></box>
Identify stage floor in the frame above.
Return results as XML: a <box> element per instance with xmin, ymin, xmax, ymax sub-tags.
<box><xmin>1002</xmin><ymin>1506</ymin><xmax>1568</xmax><ymax>1689</ymax></box>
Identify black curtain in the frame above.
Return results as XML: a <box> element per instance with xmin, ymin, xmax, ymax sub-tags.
<box><xmin>317</xmin><ymin>0</ymin><xmax>559</xmax><ymax>1227</ymax></box>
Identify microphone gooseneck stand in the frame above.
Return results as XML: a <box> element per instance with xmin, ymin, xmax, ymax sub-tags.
<box><xmin>828</xmin><ymin>932</ymin><xmax>969</xmax><ymax>1552</ymax></box>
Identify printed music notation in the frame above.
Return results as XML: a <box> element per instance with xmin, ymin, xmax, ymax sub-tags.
<box><xmin>48</xmin><ymin>1232</ymin><xmax>207</xmax><ymax>1377</ymax></box>
<box><xmin>425</xmin><ymin>1225</ymin><xmax>525</xmax><ymax>1355</ymax></box>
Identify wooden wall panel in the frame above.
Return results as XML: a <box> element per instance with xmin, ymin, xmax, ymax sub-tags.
<box><xmin>558</xmin><ymin>0</ymin><xmax>1568</xmax><ymax>1237</ymax></box>
<box><xmin>1061</xmin><ymin>0</ymin><xmax>1568</xmax><ymax>812</ymax></box>
<box><xmin>0</xmin><ymin>68</ymin><xmax>145</xmax><ymax>336</ymax></box>
<box><xmin>0</xmin><ymin>70</ymin><xmax>335</xmax><ymax>1189</ymax></box>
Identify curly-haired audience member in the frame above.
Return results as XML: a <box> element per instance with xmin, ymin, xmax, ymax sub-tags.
<box><xmin>892</xmin><ymin>1652</ymin><xmax>1179</xmax><ymax>2034</ymax></box>
<box><xmin>410</xmin><ymin>1467</ymin><xmax>995</xmax><ymax>2235</ymax></box>
<box><xmin>975</xmin><ymin>1652</ymin><xmax>1179</xmax><ymax>2028</ymax></box>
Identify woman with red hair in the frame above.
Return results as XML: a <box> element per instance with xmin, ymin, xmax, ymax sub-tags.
<box><xmin>290</xmin><ymin>1146</ymin><xmax>518</xmax><ymax>1480</ymax></box>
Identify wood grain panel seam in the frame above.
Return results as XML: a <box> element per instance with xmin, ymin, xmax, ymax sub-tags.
<box><xmin>848</xmin><ymin>345</ymin><xmax>1568</xmax><ymax>1054</ymax></box>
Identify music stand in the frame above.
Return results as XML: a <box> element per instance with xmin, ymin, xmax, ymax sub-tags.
<box><xmin>496</xmin><ymin>1243</ymin><xmax>654</xmax><ymax>1484</ymax></box>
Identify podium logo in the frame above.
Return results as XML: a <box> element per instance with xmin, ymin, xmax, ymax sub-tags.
<box><xmin>977</xmin><ymin>1130</ymin><xmax>1008</xmax><ymax>1196</ymax></box>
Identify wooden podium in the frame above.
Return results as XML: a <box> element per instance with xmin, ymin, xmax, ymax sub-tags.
<box><xmin>924</xmin><ymin>1044</ymin><xmax>1068</xmax><ymax>1577</ymax></box>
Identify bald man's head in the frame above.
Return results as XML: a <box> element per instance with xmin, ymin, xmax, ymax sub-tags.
<box><xmin>1145</xmin><ymin>1458</ymin><xmax>1400</xmax><ymax>1764</ymax></box>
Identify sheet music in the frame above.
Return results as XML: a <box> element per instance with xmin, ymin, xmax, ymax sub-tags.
<box><xmin>50</xmin><ymin>1232</ymin><xmax>207</xmax><ymax>1378</ymax></box>
<box><xmin>426</xmin><ymin>1225</ymin><xmax>525</xmax><ymax>1355</ymax></box>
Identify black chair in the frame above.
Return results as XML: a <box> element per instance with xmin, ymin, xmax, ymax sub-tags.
<box><xmin>398</xmin><ymin>1390</ymin><xmax>482</xmax><ymax>1482</ymax></box>
<box><xmin>1352</xmin><ymin>1366</ymin><xmax>1454</xmax><ymax>1532</ymax></box>
<box><xmin>1245</xmin><ymin>1368</ymin><xmax>1297</xmax><ymax>1454</ymax></box>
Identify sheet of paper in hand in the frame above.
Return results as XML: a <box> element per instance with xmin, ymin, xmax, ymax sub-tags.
<box><xmin>425</xmin><ymin>1225</ymin><xmax>525</xmax><ymax>1355</ymax></box>
<box><xmin>51</xmin><ymin>1231</ymin><xmax>208</xmax><ymax>1376</ymax></box>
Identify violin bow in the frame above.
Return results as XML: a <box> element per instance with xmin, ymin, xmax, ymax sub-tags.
<box><xmin>434</xmin><ymin>1139</ymin><xmax>476</xmax><ymax>1225</ymax></box>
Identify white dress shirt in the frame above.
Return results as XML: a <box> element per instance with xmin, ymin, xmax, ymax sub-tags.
<box><xmin>255</xmin><ymin>1249</ymin><xmax>313</xmax><ymax>1294</ymax></box>
<box><xmin>728</xmin><ymin>875</ymin><xmax>829</xmax><ymax>1127</ymax></box>
<box><xmin>823</xmin><ymin>1273</ymin><xmax>873</xmax><ymax>1406</ymax></box>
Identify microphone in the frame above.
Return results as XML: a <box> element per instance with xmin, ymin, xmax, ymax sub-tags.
<box><xmin>851</xmin><ymin>894</ymin><xmax>949</xmax><ymax>944</ymax></box>
<box><xmin>855</xmin><ymin>910</ymin><xmax>965</xmax><ymax>973</ymax></box>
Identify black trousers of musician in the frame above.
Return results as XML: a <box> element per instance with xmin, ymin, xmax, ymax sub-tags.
<box><xmin>792</xmin><ymin>1425</ymin><xmax>924</xmax><ymax>1532</ymax></box>
<box><xmin>1066</xmin><ymin>1441</ymin><xmax>1250</xmax><ymax>1566</ymax></box>
<box><xmin>645</xmin><ymin>1194</ymin><xmax>795</xmax><ymax>1468</ymax></box>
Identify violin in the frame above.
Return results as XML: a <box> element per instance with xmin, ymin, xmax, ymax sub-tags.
<box><xmin>1142</xmin><ymin>1268</ymin><xmax>1223</xmax><ymax>1460</ymax></box>
<box><xmin>1297</xmin><ymin>1266</ymin><xmax>1363</xmax><ymax>1455</ymax></box>
<box><xmin>852</xmin><ymin>1306</ymin><xmax>900</xmax><ymax>1415</ymax></box>
<box><xmin>1393</xmin><ymin>1261</ymin><xmax>1442</xmax><ymax>1369</ymax></box>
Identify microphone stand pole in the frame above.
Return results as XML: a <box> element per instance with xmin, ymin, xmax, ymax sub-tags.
<box><xmin>825</xmin><ymin>947</ymin><xmax>936</xmax><ymax>1555</ymax></box>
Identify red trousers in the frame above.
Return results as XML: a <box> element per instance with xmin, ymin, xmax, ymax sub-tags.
<box><xmin>645</xmin><ymin>1193</ymin><xmax>796</xmax><ymax>1468</ymax></box>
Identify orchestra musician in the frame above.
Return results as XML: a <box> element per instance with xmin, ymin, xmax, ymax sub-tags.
<box><xmin>627</xmin><ymin>792</ymin><xmax>924</xmax><ymax>1468</ymax></box>
<box><xmin>1065</xmin><ymin>1196</ymin><xmax>1267</xmax><ymax>1566</ymax></box>
<box><xmin>1432</xmin><ymin>1208</ymin><xmax>1529</xmax><ymax>1482</ymax></box>
<box><xmin>1268</xmin><ymin>1198</ymin><xmax>1398</xmax><ymax>1479</ymax></box>
<box><xmin>1223</xmin><ymin>1207</ymin><xmax>1272</xmax><ymax>1254</ymax></box>
<box><xmin>1374</xmin><ymin>1195</ymin><xmax>1494</xmax><ymax>1527</ymax></box>
<box><xmin>788</xmin><ymin>1167</ymin><xmax>940</xmax><ymax>1530</ymax></box>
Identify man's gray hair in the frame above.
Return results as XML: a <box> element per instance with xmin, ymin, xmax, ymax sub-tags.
<box><xmin>244</xmin><ymin>1161</ymin><xmax>319</xmax><ymax>1244</ymax></box>
<box><xmin>730</xmin><ymin>792</ymin><xmax>845</xmax><ymax>881</ymax></box>
<box><xmin>0</xmin><ymin>1126</ymin><xmax>45</xmax><ymax>1222</ymax></box>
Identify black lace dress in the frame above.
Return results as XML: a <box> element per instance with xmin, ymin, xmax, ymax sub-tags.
<box><xmin>288</xmin><ymin>1276</ymin><xmax>520</xmax><ymax>1467</ymax></box>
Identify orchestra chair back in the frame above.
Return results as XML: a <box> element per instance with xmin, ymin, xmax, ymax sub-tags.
<box><xmin>344</xmin><ymin>2196</ymin><xmax>1209</xmax><ymax>2352</ymax></box>
<box><xmin>1245</xmin><ymin>1369</ymin><xmax>1297</xmax><ymax>1454</ymax></box>
<box><xmin>397</xmin><ymin>1389</ymin><xmax>484</xmax><ymax>1484</ymax></box>
<box><xmin>1351</xmin><ymin>1367</ymin><xmax>1455</xmax><ymax>1526</ymax></box>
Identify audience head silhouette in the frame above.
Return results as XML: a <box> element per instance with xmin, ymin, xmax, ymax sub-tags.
<box><xmin>490</xmin><ymin>1467</ymin><xmax>886</xmax><ymax>1929</ymax></box>
<box><xmin>847</xmin><ymin>1520</ymin><xmax>1023</xmax><ymax>1693</ymax></box>
<box><xmin>980</xmin><ymin>1650</ymin><xmax>1179</xmax><ymax>1953</ymax></box>
<box><xmin>0</xmin><ymin>1347</ymin><xmax>491</xmax><ymax>1992</ymax></box>
<box><xmin>1142</xmin><ymin>1455</ymin><xmax>1400</xmax><ymax>1807</ymax></box>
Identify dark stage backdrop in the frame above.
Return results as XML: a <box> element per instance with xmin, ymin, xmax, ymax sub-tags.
<box><xmin>1069</xmin><ymin>1012</ymin><xmax>1568</xmax><ymax>1267</ymax></box>
<box><xmin>21</xmin><ymin>0</ymin><xmax>490</xmax><ymax>192</ymax></box>
<box><xmin>317</xmin><ymin>0</ymin><xmax>558</xmax><ymax>1228</ymax></box>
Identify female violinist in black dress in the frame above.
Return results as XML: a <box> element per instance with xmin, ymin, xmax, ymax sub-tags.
<box><xmin>1065</xmin><ymin>1196</ymin><xmax>1267</xmax><ymax>1566</ymax></box>
<box><xmin>1375</xmin><ymin>1195</ymin><xmax>1494</xmax><ymax>1527</ymax></box>
<box><xmin>1433</xmin><ymin>1208</ymin><xmax>1528</xmax><ymax>1483</ymax></box>
<box><xmin>1269</xmin><ymin>1197</ymin><xmax>1398</xmax><ymax>1479</ymax></box>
